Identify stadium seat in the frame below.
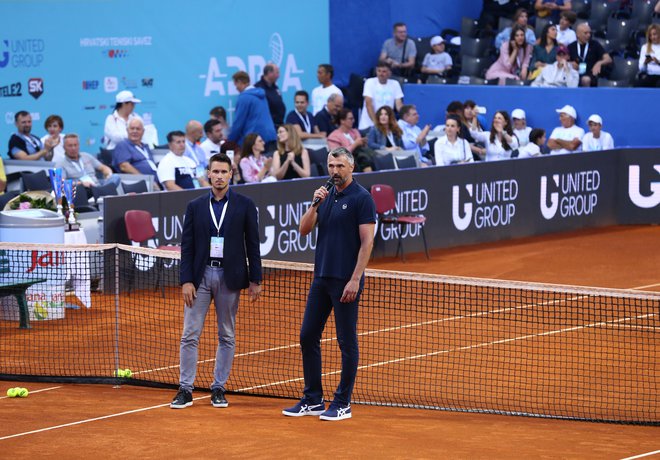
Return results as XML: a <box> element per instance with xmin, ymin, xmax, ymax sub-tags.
<box><xmin>370</xmin><ymin>183</ymin><xmax>429</xmax><ymax>262</ymax></box>
<box><xmin>631</xmin><ymin>0</ymin><xmax>655</xmax><ymax>27</ymax></box>
<box><xmin>460</xmin><ymin>37</ymin><xmax>492</xmax><ymax>57</ymax></box>
<box><xmin>121</xmin><ymin>180</ymin><xmax>148</xmax><ymax>194</ymax></box>
<box><xmin>498</xmin><ymin>17</ymin><xmax>513</xmax><ymax>31</ymax></box>
<box><xmin>606</xmin><ymin>17</ymin><xmax>639</xmax><ymax>49</ymax></box>
<box><xmin>457</xmin><ymin>75</ymin><xmax>489</xmax><ymax>85</ymax></box>
<box><xmin>373</xmin><ymin>153</ymin><xmax>396</xmax><ymax>171</ymax></box>
<box><xmin>98</xmin><ymin>148</ymin><xmax>114</xmax><ymax>169</ymax></box>
<box><xmin>308</xmin><ymin>147</ymin><xmax>328</xmax><ymax>177</ymax></box>
<box><xmin>597</xmin><ymin>78</ymin><xmax>629</xmax><ymax>87</ymax></box>
<box><xmin>460</xmin><ymin>55</ymin><xmax>491</xmax><ymax>78</ymax></box>
<box><xmin>609</xmin><ymin>56</ymin><xmax>640</xmax><ymax>84</ymax></box>
<box><xmin>425</xmin><ymin>75</ymin><xmax>450</xmax><ymax>84</ymax></box>
<box><xmin>590</xmin><ymin>0</ymin><xmax>621</xmax><ymax>32</ymax></box>
<box><xmin>505</xmin><ymin>78</ymin><xmax>527</xmax><ymax>86</ymax></box>
<box><xmin>594</xmin><ymin>36</ymin><xmax>623</xmax><ymax>54</ymax></box>
<box><xmin>395</xmin><ymin>155</ymin><xmax>417</xmax><ymax>169</ymax></box>
<box><xmin>91</xmin><ymin>181</ymin><xmax>119</xmax><ymax>204</ymax></box>
<box><xmin>572</xmin><ymin>0</ymin><xmax>591</xmax><ymax>18</ymax></box>
<box><xmin>461</xmin><ymin>17</ymin><xmax>479</xmax><ymax>39</ymax></box>
<box><xmin>71</xmin><ymin>184</ymin><xmax>98</xmax><ymax>213</ymax></box>
<box><xmin>535</xmin><ymin>17</ymin><xmax>554</xmax><ymax>38</ymax></box>
<box><xmin>20</xmin><ymin>170</ymin><xmax>51</xmax><ymax>192</ymax></box>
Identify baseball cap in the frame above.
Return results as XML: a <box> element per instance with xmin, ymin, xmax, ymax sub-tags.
<box><xmin>587</xmin><ymin>114</ymin><xmax>603</xmax><ymax>125</ymax></box>
<box><xmin>556</xmin><ymin>104</ymin><xmax>577</xmax><ymax>119</ymax></box>
<box><xmin>430</xmin><ymin>36</ymin><xmax>444</xmax><ymax>46</ymax></box>
<box><xmin>556</xmin><ymin>45</ymin><xmax>569</xmax><ymax>55</ymax></box>
<box><xmin>115</xmin><ymin>90</ymin><xmax>141</xmax><ymax>104</ymax></box>
<box><xmin>511</xmin><ymin>108</ymin><xmax>526</xmax><ymax>119</ymax></box>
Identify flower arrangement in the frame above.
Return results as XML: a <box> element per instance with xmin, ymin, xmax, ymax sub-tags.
<box><xmin>6</xmin><ymin>191</ymin><xmax>56</xmax><ymax>212</ymax></box>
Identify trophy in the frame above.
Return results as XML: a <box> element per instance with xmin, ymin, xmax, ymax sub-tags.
<box><xmin>48</xmin><ymin>168</ymin><xmax>64</xmax><ymax>216</ymax></box>
<box><xmin>62</xmin><ymin>179</ymin><xmax>79</xmax><ymax>229</ymax></box>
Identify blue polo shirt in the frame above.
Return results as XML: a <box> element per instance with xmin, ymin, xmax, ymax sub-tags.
<box><xmin>314</xmin><ymin>179</ymin><xmax>376</xmax><ymax>280</ymax></box>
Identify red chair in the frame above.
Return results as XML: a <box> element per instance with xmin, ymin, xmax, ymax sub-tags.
<box><xmin>370</xmin><ymin>184</ymin><xmax>429</xmax><ymax>261</ymax></box>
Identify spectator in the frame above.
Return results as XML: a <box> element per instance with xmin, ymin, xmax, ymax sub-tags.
<box><xmin>398</xmin><ymin>104</ymin><xmax>432</xmax><ymax>166</ymax></box>
<box><xmin>442</xmin><ymin>100</ymin><xmax>484</xmax><ymax>161</ymax></box>
<box><xmin>208</xmin><ymin>106</ymin><xmax>230</xmax><ymax>139</ymax></box>
<box><xmin>367</xmin><ymin>106</ymin><xmax>404</xmax><ymax>152</ymax></box>
<box><xmin>8</xmin><ymin>111</ymin><xmax>57</xmax><ymax>161</ymax></box>
<box><xmin>270</xmin><ymin>125</ymin><xmax>311</xmax><ymax>180</ymax></box>
<box><xmin>518</xmin><ymin>128</ymin><xmax>547</xmax><ymax>158</ymax></box>
<box><xmin>556</xmin><ymin>10</ymin><xmax>577</xmax><ymax>47</ymax></box>
<box><xmin>220</xmin><ymin>140</ymin><xmax>242</xmax><ymax>184</ymax></box>
<box><xmin>239</xmin><ymin>133</ymin><xmax>275</xmax><ymax>183</ymax></box>
<box><xmin>531</xmin><ymin>45</ymin><xmax>579</xmax><ymax>87</ymax></box>
<box><xmin>581</xmin><ymin>115</ymin><xmax>614</xmax><ymax>151</ymax></box>
<box><xmin>434</xmin><ymin>115</ymin><xmax>474</xmax><ymax>166</ymax></box>
<box><xmin>112</xmin><ymin>118</ymin><xmax>160</xmax><ymax>189</ymax></box>
<box><xmin>470</xmin><ymin>111</ymin><xmax>519</xmax><ymax>161</ymax></box>
<box><xmin>104</xmin><ymin>90</ymin><xmax>143</xmax><ymax>149</ymax></box>
<box><xmin>315</xmin><ymin>93</ymin><xmax>344</xmax><ymax>136</ymax></box>
<box><xmin>358</xmin><ymin>61</ymin><xmax>404</xmax><ymax>130</ymax></box>
<box><xmin>311</xmin><ymin>64</ymin><xmax>342</xmax><ymax>116</ymax></box>
<box><xmin>200</xmin><ymin>119</ymin><xmax>224</xmax><ymax>161</ymax></box>
<box><xmin>228</xmin><ymin>71</ymin><xmax>277</xmax><ymax>149</ymax></box>
<box><xmin>327</xmin><ymin>108</ymin><xmax>374</xmax><ymax>172</ymax></box>
<box><xmin>547</xmin><ymin>105</ymin><xmax>584</xmax><ymax>154</ymax></box>
<box><xmin>40</xmin><ymin>115</ymin><xmax>65</xmax><ymax>163</ymax></box>
<box><xmin>486</xmin><ymin>24</ymin><xmax>533</xmax><ymax>84</ymax></box>
<box><xmin>421</xmin><ymin>36</ymin><xmax>453</xmax><ymax>79</ymax></box>
<box><xmin>285</xmin><ymin>90</ymin><xmax>325</xmax><ymax>140</ymax></box>
<box><xmin>463</xmin><ymin>100</ymin><xmax>487</xmax><ymax>132</ymax></box>
<box><xmin>379</xmin><ymin>22</ymin><xmax>417</xmax><ymax>77</ymax></box>
<box><xmin>57</xmin><ymin>133</ymin><xmax>119</xmax><ymax>190</ymax></box>
<box><xmin>157</xmin><ymin>131</ymin><xmax>209</xmax><ymax>191</ymax></box>
<box><xmin>534</xmin><ymin>0</ymin><xmax>572</xmax><ymax>23</ymax></box>
<box><xmin>529</xmin><ymin>24</ymin><xmax>558</xmax><ymax>81</ymax></box>
<box><xmin>184</xmin><ymin>120</ymin><xmax>207</xmax><ymax>168</ymax></box>
<box><xmin>0</xmin><ymin>157</ymin><xmax>6</xmax><ymax>194</ymax></box>
<box><xmin>568</xmin><ymin>23</ymin><xmax>612</xmax><ymax>87</ymax></box>
<box><xmin>254</xmin><ymin>64</ymin><xmax>286</xmax><ymax>127</ymax></box>
<box><xmin>636</xmin><ymin>24</ymin><xmax>660</xmax><ymax>88</ymax></box>
<box><xmin>495</xmin><ymin>9</ymin><xmax>536</xmax><ymax>50</ymax></box>
<box><xmin>511</xmin><ymin>109</ymin><xmax>532</xmax><ymax>146</ymax></box>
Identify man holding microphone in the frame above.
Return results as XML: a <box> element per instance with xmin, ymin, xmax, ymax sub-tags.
<box><xmin>282</xmin><ymin>147</ymin><xmax>376</xmax><ymax>421</ymax></box>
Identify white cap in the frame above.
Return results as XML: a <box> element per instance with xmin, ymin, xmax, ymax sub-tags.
<box><xmin>115</xmin><ymin>90</ymin><xmax>141</xmax><ymax>104</ymax></box>
<box><xmin>587</xmin><ymin>114</ymin><xmax>603</xmax><ymax>125</ymax></box>
<box><xmin>556</xmin><ymin>104</ymin><xmax>577</xmax><ymax>119</ymax></box>
<box><xmin>430</xmin><ymin>36</ymin><xmax>444</xmax><ymax>46</ymax></box>
<box><xmin>511</xmin><ymin>108</ymin><xmax>526</xmax><ymax>119</ymax></box>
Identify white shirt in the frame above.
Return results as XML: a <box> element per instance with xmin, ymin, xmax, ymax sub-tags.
<box><xmin>581</xmin><ymin>131</ymin><xmax>614</xmax><ymax>152</ymax></box>
<box><xmin>311</xmin><ymin>84</ymin><xmax>342</xmax><ymax>115</ymax></box>
<box><xmin>358</xmin><ymin>78</ymin><xmax>404</xmax><ymax>130</ymax></box>
<box><xmin>517</xmin><ymin>142</ymin><xmax>542</xmax><ymax>158</ymax></box>
<box><xmin>200</xmin><ymin>138</ymin><xmax>222</xmax><ymax>161</ymax></box>
<box><xmin>157</xmin><ymin>151</ymin><xmax>198</xmax><ymax>185</ymax></box>
<box><xmin>472</xmin><ymin>130</ymin><xmax>520</xmax><ymax>161</ymax></box>
<box><xmin>434</xmin><ymin>136</ymin><xmax>473</xmax><ymax>166</ymax></box>
<box><xmin>513</xmin><ymin>127</ymin><xmax>532</xmax><ymax>147</ymax></box>
<box><xmin>549</xmin><ymin>125</ymin><xmax>585</xmax><ymax>154</ymax></box>
<box><xmin>40</xmin><ymin>133</ymin><xmax>65</xmax><ymax>163</ymax></box>
<box><xmin>104</xmin><ymin>111</ymin><xmax>142</xmax><ymax>149</ymax></box>
<box><xmin>638</xmin><ymin>42</ymin><xmax>660</xmax><ymax>76</ymax></box>
<box><xmin>422</xmin><ymin>52</ymin><xmax>453</xmax><ymax>72</ymax></box>
<box><xmin>557</xmin><ymin>27</ymin><xmax>577</xmax><ymax>46</ymax></box>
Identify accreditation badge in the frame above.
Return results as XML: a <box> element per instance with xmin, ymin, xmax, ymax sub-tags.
<box><xmin>210</xmin><ymin>236</ymin><xmax>224</xmax><ymax>258</ymax></box>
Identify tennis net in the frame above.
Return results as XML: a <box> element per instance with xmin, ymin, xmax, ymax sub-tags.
<box><xmin>0</xmin><ymin>242</ymin><xmax>657</xmax><ymax>425</ymax></box>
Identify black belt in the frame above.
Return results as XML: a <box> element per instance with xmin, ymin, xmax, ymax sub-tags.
<box><xmin>208</xmin><ymin>258</ymin><xmax>224</xmax><ymax>267</ymax></box>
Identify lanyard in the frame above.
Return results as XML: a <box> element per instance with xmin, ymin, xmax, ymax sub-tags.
<box><xmin>22</xmin><ymin>134</ymin><xmax>40</xmax><ymax>150</ymax></box>
<box><xmin>295</xmin><ymin>111</ymin><xmax>311</xmax><ymax>133</ymax></box>
<box><xmin>209</xmin><ymin>197</ymin><xmax>228</xmax><ymax>236</ymax></box>
<box><xmin>578</xmin><ymin>43</ymin><xmax>589</xmax><ymax>62</ymax></box>
<box><xmin>71</xmin><ymin>157</ymin><xmax>85</xmax><ymax>173</ymax></box>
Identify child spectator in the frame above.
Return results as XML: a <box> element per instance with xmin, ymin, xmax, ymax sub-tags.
<box><xmin>421</xmin><ymin>36</ymin><xmax>453</xmax><ymax>79</ymax></box>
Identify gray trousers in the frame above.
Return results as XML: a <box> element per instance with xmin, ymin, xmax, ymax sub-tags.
<box><xmin>179</xmin><ymin>266</ymin><xmax>240</xmax><ymax>392</ymax></box>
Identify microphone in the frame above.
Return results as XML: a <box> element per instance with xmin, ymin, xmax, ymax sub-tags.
<box><xmin>312</xmin><ymin>177</ymin><xmax>335</xmax><ymax>207</ymax></box>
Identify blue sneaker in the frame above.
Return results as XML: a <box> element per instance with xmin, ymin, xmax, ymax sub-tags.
<box><xmin>282</xmin><ymin>399</ymin><xmax>325</xmax><ymax>417</ymax></box>
<box><xmin>319</xmin><ymin>403</ymin><xmax>352</xmax><ymax>421</ymax></box>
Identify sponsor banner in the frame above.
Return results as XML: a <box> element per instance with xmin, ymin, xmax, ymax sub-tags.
<box><xmin>618</xmin><ymin>149</ymin><xmax>660</xmax><ymax>223</ymax></box>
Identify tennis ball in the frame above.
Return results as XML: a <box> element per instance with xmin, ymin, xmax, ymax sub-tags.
<box><xmin>6</xmin><ymin>387</ymin><xmax>18</xmax><ymax>397</ymax></box>
<box><xmin>114</xmin><ymin>369</ymin><xmax>125</xmax><ymax>378</ymax></box>
<box><xmin>18</xmin><ymin>388</ymin><xmax>28</xmax><ymax>398</ymax></box>
<box><xmin>123</xmin><ymin>369</ymin><xmax>132</xmax><ymax>378</ymax></box>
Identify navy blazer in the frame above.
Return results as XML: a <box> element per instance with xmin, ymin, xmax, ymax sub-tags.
<box><xmin>180</xmin><ymin>188</ymin><xmax>262</xmax><ymax>291</ymax></box>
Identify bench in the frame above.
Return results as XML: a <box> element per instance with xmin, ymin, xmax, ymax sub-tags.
<box><xmin>0</xmin><ymin>278</ymin><xmax>48</xmax><ymax>329</ymax></box>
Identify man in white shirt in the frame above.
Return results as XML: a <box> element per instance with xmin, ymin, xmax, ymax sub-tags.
<box><xmin>548</xmin><ymin>105</ymin><xmax>584</xmax><ymax>154</ymax></box>
<box><xmin>511</xmin><ymin>108</ymin><xmax>532</xmax><ymax>147</ymax></box>
<box><xmin>556</xmin><ymin>11</ymin><xmax>578</xmax><ymax>46</ymax></box>
<box><xmin>358</xmin><ymin>61</ymin><xmax>404</xmax><ymax>130</ymax></box>
<box><xmin>310</xmin><ymin>64</ymin><xmax>342</xmax><ymax>116</ymax></box>
<box><xmin>157</xmin><ymin>131</ymin><xmax>209</xmax><ymax>191</ymax></box>
<box><xmin>581</xmin><ymin>114</ymin><xmax>614</xmax><ymax>151</ymax></box>
<box><xmin>200</xmin><ymin>119</ymin><xmax>224</xmax><ymax>161</ymax></box>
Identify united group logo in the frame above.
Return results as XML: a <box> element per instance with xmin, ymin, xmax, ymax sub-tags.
<box><xmin>452</xmin><ymin>180</ymin><xmax>518</xmax><ymax>231</ymax></box>
<box><xmin>539</xmin><ymin>170</ymin><xmax>600</xmax><ymax>220</ymax></box>
<box><xmin>0</xmin><ymin>38</ymin><xmax>45</xmax><ymax>69</ymax></box>
<box><xmin>628</xmin><ymin>164</ymin><xmax>660</xmax><ymax>209</ymax></box>
<box><xmin>82</xmin><ymin>80</ymin><xmax>99</xmax><ymax>90</ymax></box>
<box><xmin>0</xmin><ymin>40</ymin><xmax>9</xmax><ymax>68</ymax></box>
<box><xmin>103</xmin><ymin>49</ymin><xmax>128</xmax><ymax>58</ymax></box>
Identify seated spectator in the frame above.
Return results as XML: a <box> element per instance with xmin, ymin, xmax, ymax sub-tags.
<box><xmin>7</xmin><ymin>111</ymin><xmax>57</xmax><ymax>161</ymax></box>
<box><xmin>636</xmin><ymin>24</ymin><xmax>660</xmax><ymax>88</ymax></box>
<box><xmin>495</xmin><ymin>8</ymin><xmax>536</xmax><ymax>50</ymax></box>
<box><xmin>486</xmin><ymin>24</ymin><xmax>533</xmax><ymax>84</ymax></box>
<box><xmin>470</xmin><ymin>111</ymin><xmax>519</xmax><ymax>161</ymax></box>
<box><xmin>315</xmin><ymin>92</ymin><xmax>343</xmax><ymax>135</ymax></box>
<box><xmin>367</xmin><ymin>106</ymin><xmax>404</xmax><ymax>152</ymax></box>
<box><xmin>311</xmin><ymin>64</ymin><xmax>342</xmax><ymax>116</ymax></box>
<box><xmin>358</xmin><ymin>61</ymin><xmax>404</xmax><ymax>130</ymax></box>
<box><xmin>556</xmin><ymin>10</ymin><xmax>577</xmax><ymax>47</ymax></box>
<box><xmin>112</xmin><ymin>118</ymin><xmax>161</xmax><ymax>189</ymax></box>
<box><xmin>529</xmin><ymin>24</ymin><xmax>558</xmax><ymax>81</ymax></box>
<box><xmin>398</xmin><ymin>104</ymin><xmax>432</xmax><ymax>166</ymax></box>
<box><xmin>285</xmin><ymin>90</ymin><xmax>325</xmax><ymax>140</ymax></box>
<box><xmin>440</xmin><ymin>100</ymin><xmax>484</xmax><ymax>161</ymax></box>
<box><xmin>40</xmin><ymin>115</ymin><xmax>65</xmax><ymax>163</ymax></box>
<box><xmin>327</xmin><ymin>108</ymin><xmax>374</xmax><ymax>172</ymax></box>
<box><xmin>581</xmin><ymin>115</ymin><xmax>614</xmax><ymax>151</ymax></box>
<box><xmin>568</xmin><ymin>23</ymin><xmax>612</xmax><ymax>87</ymax></box>
<box><xmin>255</xmin><ymin>64</ymin><xmax>286</xmax><ymax>127</ymax></box>
<box><xmin>184</xmin><ymin>120</ymin><xmax>207</xmax><ymax>168</ymax></box>
<box><xmin>271</xmin><ymin>125</ymin><xmax>311</xmax><ymax>180</ymax></box>
<box><xmin>547</xmin><ymin>105</ymin><xmax>584</xmax><ymax>154</ymax></box>
<box><xmin>518</xmin><ymin>128</ymin><xmax>547</xmax><ymax>158</ymax></box>
<box><xmin>227</xmin><ymin>71</ymin><xmax>277</xmax><ymax>149</ymax></box>
<box><xmin>421</xmin><ymin>36</ymin><xmax>453</xmax><ymax>79</ymax></box>
<box><xmin>104</xmin><ymin>90</ymin><xmax>143</xmax><ymax>149</ymax></box>
<box><xmin>208</xmin><ymin>106</ymin><xmax>230</xmax><ymax>139</ymax></box>
<box><xmin>535</xmin><ymin>0</ymin><xmax>572</xmax><ymax>23</ymax></box>
<box><xmin>379</xmin><ymin>22</ymin><xmax>417</xmax><ymax>77</ymax></box>
<box><xmin>463</xmin><ymin>100</ymin><xmax>486</xmax><ymax>133</ymax></box>
<box><xmin>220</xmin><ymin>140</ymin><xmax>242</xmax><ymax>184</ymax></box>
<box><xmin>531</xmin><ymin>45</ymin><xmax>579</xmax><ymax>87</ymax></box>
<box><xmin>434</xmin><ymin>115</ymin><xmax>473</xmax><ymax>166</ymax></box>
<box><xmin>58</xmin><ymin>133</ymin><xmax>119</xmax><ymax>190</ymax></box>
<box><xmin>157</xmin><ymin>131</ymin><xmax>209</xmax><ymax>191</ymax></box>
<box><xmin>511</xmin><ymin>109</ymin><xmax>532</xmax><ymax>146</ymax></box>
<box><xmin>200</xmin><ymin>119</ymin><xmax>224</xmax><ymax>161</ymax></box>
<box><xmin>239</xmin><ymin>133</ymin><xmax>275</xmax><ymax>183</ymax></box>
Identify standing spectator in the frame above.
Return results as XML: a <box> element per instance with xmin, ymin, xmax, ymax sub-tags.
<box><xmin>239</xmin><ymin>133</ymin><xmax>275</xmax><ymax>183</ymax></box>
<box><xmin>358</xmin><ymin>61</ymin><xmax>404</xmax><ymax>130</ymax></box>
<box><xmin>531</xmin><ymin>45</ymin><xmax>579</xmax><ymax>87</ymax></box>
<box><xmin>487</xmin><ymin>24</ymin><xmax>533</xmax><ymax>84</ymax></box>
<box><xmin>40</xmin><ymin>115</ymin><xmax>66</xmax><ymax>163</ymax></box>
<box><xmin>556</xmin><ymin>10</ymin><xmax>578</xmax><ymax>47</ymax></box>
<box><xmin>434</xmin><ymin>115</ymin><xmax>474</xmax><ymax>166</ymax></box>
<box><xmin>7</xmin><ymin>111</ymin><xmax>57</xmax><ymax>161</ymax></box>
<box><xmin>495</xmin><ymin>9</ymin><xmax>536</xmax><ymax>50</ymax></box>
<box><xmin>271</xmin><ymin>125</ymin><xmax>311</xmax><ymax>180</ymax></box>
<box><xmin>534</xmin><ymin>0</ymin><xmax>572</xmax><ymax>23</ymax></box>
<box><xmin>327</xmin><ymin>108</ymin><xmax>374</xmax><ymax>172</ymax></box>
<box><xmin>254</xmin><ymin>64</ymin><xmax>286</xmax><ymax>127</ymax></box>
<box><xmin>398</xmin><ymin>104</ymin><xmax>432</xmax><ymax>166</ymax></box>
<box><xmin>112</xmin><ymin>118</ymin><xmax>160</xmax><ymax>189</ymax></box>
<box><xmin>208</xmin><ymin>106</ymin><xmax>230</xmax><ymax>139</ymax></box>
<box><xmin>581</xmin><ymin>115</ymin><xmax>614</xmax><ymax>152</ymax></box>
<box><xmin>104</xmin><ymin>90</ymin><xmax>142</xmax><ymax>149</ymax></box>
<box><xmin>228</xmin><ymin>71</ymin><xmax>277</xmax><ymax>149</ymax></box>
<box><xmin>511</xmin><ymin>109</ymin><xmax>532</xmax><ymax>146</ymax></box>
<box><xmin>184</xmin><ymin>120</ymin><xmax>207</xmax><ymax>168</ymax></box>
<box><xmin>285</xmin><ymin>91</ymin><xmax>325</xmax><ymax>140</ymax></box>
<box><xmin>379</xmin><ymin>22</ymin><xmax>417</xmax><ymax>77</ymax></box>
<box><xmin>548</xmin><ymin>105</ymin><xmax>584</xmax><ymax>154</ymax></box>
<box><xmin>529</xmin><ymin>24</ymin><xmax>558</xmax><ymax>81</ymax></box>
<box><xmin>311</xmin><ymin>64</ymin><xmax>342</xmax><ymax>116</ymax></box>
<box><xmin>367</xmin><ymin>106</ymin><xmax>404</xmax><ymax>152</ymax></box>
<box><xmin>636</xmin><ymin>24</ymin><xmax>660</xmax><ymax>88</ymax></box>
<box><xmin>470</xmin><ymin>111</ymin><xmax>519</xmax><ymax>161</ymax></box>
<box><xmin>58</xmin><ymin>133</ymin><xmax>119</xmax><ymax>189</ymax></box>
<box><xmin>157</xmin><ymin>131</ymin><xmax>209</xmax><ymax>191</ymax></box>
<box><xmin>420</xmin><ymin>36</ymin><xmax>453</xmax><ymax>79</ymax></box>
<box><xmin>200</xmin><ymin>119</ymin><xmax>224</xmax><ymax>162</ymax></box>
<box><xmin>518</xmin><ymin>128</ymin><xmax>547</xmax><ymax>158</ymax></box>
<box><xmin>315</xmin><ymin>93</ymin><xmax>344</xmax><ymax>136</ymax></box>
<box><xmin>568</xmin><ymin>23</ymin><xmax>612</xmax><ymax>87</ymax></box>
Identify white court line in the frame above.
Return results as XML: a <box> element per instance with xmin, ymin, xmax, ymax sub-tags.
<box><xmin>601</xmin><ymin>324</ymin><xmax>659</xmax><ymax>331</ymax></box>
<box><xmin>0</xmin><ymin>386</ymin><xmax>61</xmax><ymax>400</ymax></box>
<box><xmin>620</xmin><ymin>450</ymin><xmax>660</xmax><ymax>460</ymax></box>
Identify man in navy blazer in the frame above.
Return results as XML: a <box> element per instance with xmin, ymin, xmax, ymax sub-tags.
<box><xmin>171</xmin><ymin>153</ymin><xmax>262</xmax><ymax>410</ymax></box>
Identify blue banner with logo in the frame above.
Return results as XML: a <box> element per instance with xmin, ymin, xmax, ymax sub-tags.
<box><xmin>0</xmin><ymin>0</ymin><xmax>329</xmax><ymax>157</ymax></box>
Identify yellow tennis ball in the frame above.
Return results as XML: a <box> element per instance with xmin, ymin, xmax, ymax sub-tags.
<box><xmin>18</xmin><ymin>388</ymin><xmax>28</xmax><ymax>398</ymax></box>
<box><xmin>6</xmin><ymin>387</ymin><xmax>18</xmax><ymax>397</ymax></box>
<box><xmin>123</xmin><ymin>369</ymin><xmax>132</xmax><ymax>378</ymax></box>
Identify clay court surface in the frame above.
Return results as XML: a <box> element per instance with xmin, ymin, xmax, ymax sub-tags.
<box><xmin>1</xmin><ymin>225</ymin><xmax>658</xmax><ymax>459</ymax></box>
